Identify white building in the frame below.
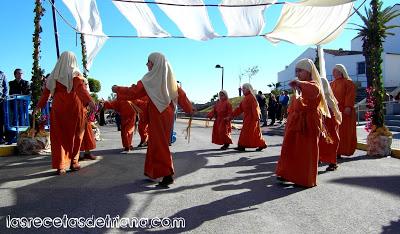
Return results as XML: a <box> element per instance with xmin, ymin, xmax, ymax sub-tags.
<box><xmin>278</xmin><ymin>4</ymin><xmax>400</xmax><ymax>90</ymax></box>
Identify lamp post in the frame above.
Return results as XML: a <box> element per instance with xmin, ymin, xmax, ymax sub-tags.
<box><xmin>215</xmin><ymin>64</ymin><xmax>224</xmax><ymax>90</ymax></box>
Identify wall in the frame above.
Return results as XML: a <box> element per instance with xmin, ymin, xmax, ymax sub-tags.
<box><xmin>383</xmin><ymin>53</ymin><xmax>400</xmax><ymax>87</ymax></box>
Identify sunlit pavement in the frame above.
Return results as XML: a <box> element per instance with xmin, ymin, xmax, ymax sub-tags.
<box><xmin>0</xmin><ymin>120</ymin><xmax>399</xmax><ymax>233</ymax></box>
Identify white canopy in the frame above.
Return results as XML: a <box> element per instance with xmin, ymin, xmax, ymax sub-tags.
<box><xmin>113</xmin><ymin>0</ymin><xmax>170</xmax><ymax>38</ymax></box>
<box><xmin>264</xmin><ymin>2</ymin><xmax>354</xmax><ymax>45</ymax></box>
<box><xmin>219</xmin><ymin>0</ymin><xmax>277</xmax><ymax>36</ymax></box>
<box><xmin>62</xmin><ymin>0</ymin><xmax>108</xmax><ymax>69</ymax></box>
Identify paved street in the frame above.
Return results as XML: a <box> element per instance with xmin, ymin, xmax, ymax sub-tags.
<box><xmin>0</xmin><ymin>119</ymin><xmax>399</xmax><ymax>233</ymax></box>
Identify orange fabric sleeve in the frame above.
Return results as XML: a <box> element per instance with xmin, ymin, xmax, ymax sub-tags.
<box><xmin>344</xmin><ymin>81</ymin><xmax>356</xmax><ymax>108</ymax></box>
<box><xmin>74</xmin><ymin>77</ymin><xmax>93</xmax><ymax>106</ymax></box>
<box><xmin>177</xmin><ymin>87</ymin><xmax>193</xmax><ymax>114</ymax></box>
<box><xmin>250</xmin><ymin>97</ymin><xmax>260</xmax><ymax>121</ymax></box>
<box><xmin>207</xmin><ymin>106</ymin><xmax>215</xmax><ymax>119</ymax></box>
<box><xmin>232</xmin><ymin>101</ymin><xmax>243</xmax><ymax>117</ymax></box>
<box><xmin>298</xmin><ymin>81</ymin><xmax>320</xmax><ymax>102</ymax></box>
<box><xmin>103</xmin><ymin>100</ymin><xmax>118</xmax><ymax>111</ymax></box>
<box><xmin>37</xmin><ymin>87</ymin><xmax>51</xmax><ymax>109</ymax></box>
<box><xmin>115</xmin><ymin>81</ymin><xmax>146</xmax><ymax>101</ymax></box>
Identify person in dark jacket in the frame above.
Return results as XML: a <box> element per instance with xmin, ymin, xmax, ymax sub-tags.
<box><xmin>267</xmin><ymin>93</ymin><xmax>277</xmax><ymax>126</ymax></box>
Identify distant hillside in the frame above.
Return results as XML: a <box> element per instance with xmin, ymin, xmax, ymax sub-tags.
<box><xmin>199</xmin><ymin>96</ymin><xmax>244</xmax><ymax>113</ymax></box>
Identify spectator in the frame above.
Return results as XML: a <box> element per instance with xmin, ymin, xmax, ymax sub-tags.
<box><xmin>256</xmin><ymin>91</ymin><xmax>267</xmax><ymax>127</ymax></box>
<box><xmin>9</xmin><ymin>69</ymin><xmax>30</xmax><ymax>95</ymax></box>
<box><xmin>279</xmin><ymin>90</ymin><xmax>290</xmax><ymax>123</ymax></box>
<box><xmin>7</xmin><ymin>69</ymin><xmax>30</xmax><ymax>143</ymax></box>
<box><xmin>267</xmin><ymin>93</ymin><xmax>277</xmax><ymax>126</ymax></box>
<box><xmin>0</xmin><ymin>71</ymin><xmax>8</xmax><ymax>144</ymax></box>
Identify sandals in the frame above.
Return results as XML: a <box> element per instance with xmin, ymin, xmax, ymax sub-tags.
<box><xmin>70</xmin><ymin>163</ymin><xmax>81</xmax><ymax>171</ymax></box>
<box><xmin>233</xmin><ymin>146</ymin><xmax>246</xmax><ymax>152</ymax></box>
<box><xmin>56</xmin><ymin>169</ymin><xmax>66</xmax><ymax>175</ymax></box>
<box><xmin>220</xmin><ymin>144</ymin><xmax>229</xmax><ymax>150</ymax></box>
<box><xmin>158</xmin><ymin>175</ymin><xmax>174</xmax><ymax>187</ymax></box>
<box><xmin>256</xmin><ymin>145</ymin><xmax>267</xmax><ymax>151</ymax></box>
<box><xmin>326</xmin><ymin>164</ymin><xmax>338</xmax><ymax>171</ymax></box>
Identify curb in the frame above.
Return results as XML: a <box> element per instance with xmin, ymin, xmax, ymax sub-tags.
<box><xmin>0</xmin><ymin>145</ymin><xmax>16</xmax><ymax>157</ymax></box>
<box><xmin>357</xmin><ymin>142</ymin><xmax>400</xmax><ymax>159</ymax></box>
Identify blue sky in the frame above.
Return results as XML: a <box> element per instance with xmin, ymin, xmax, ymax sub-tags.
<box><xmin>0</xmin><ymin>0</ymin><xmax>398</xmax><ymax>103</ymax></box>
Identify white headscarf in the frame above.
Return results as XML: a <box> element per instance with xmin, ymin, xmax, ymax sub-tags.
<box><xmin>242</xmin><ymin>83</ymin><xmax>260</xmax><ymax>114</ymax></box>
<box><xmin>219</xmin><ymin>90</ymin><xmax>228</xmax><ymax>100</ymax></box>
<box><xmin>141</xmin><ymin>52</ymin><xmax>178</xmax><ymax>113</ymax></box>
<box><xmin>46</xmin><ymin>51</ymin><xmax>82</xmax><ymax>95</ymax></box>
<box><xmin>334</xmin><ymin>64</ymin><xmax>352</xmax><ymax>80</ymax></box>
<box><xmin>321</xmin><ymin>77</ymin><xmax>342</xmax><ymax>124</ymax></box>
<box><xmin>295</xmin><ymin>59</ymin><xmax>330</xmax><ymax>118</ymax></box>
<box><xmin>242</xmin><ymin>83</ymin><xmax>256</xmax><ymax>98</ymax></box>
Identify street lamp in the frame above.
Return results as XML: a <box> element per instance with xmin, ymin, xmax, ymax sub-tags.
<box><xmin>215</xmin><ymin>64</ymin><xmax>224</xmax><ymax>90</ymax></box>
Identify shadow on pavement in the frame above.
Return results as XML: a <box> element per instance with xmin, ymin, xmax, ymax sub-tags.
<box><xmin>144</xmin><ymin>155</ymin><xmax>304</xmax><ymax>233</ymax></box>
<box><xmin>0</xmin><ymin>148</ymin><xmax>211</xmax><ymax>233</ymax></box>
<box><xmin>330</xmin><ymin>175</ymin><xmax>400</xmax><ymax>234</ymax></box>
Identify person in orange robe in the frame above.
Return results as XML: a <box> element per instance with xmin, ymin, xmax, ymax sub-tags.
<box><xmin>112</xmin><ymin>52</ymin><xmax>194</xmax><ymax>187</ymax></box>
<box><xmin>133</xmin><ymin>96</ymin><xmax>149</xmax><ymax>147</ymax></box>
<box><xmin>80</xmin><ymin>79</ymin><xmax>97</xmax><ymax>160</ymax></box>
<box><xmin>276</xmin><ymin>58</ymin><xmax>329</xmax><ymax>188</ymax></box>
<box><xmin>103</xmin><ymin>96</ymin><xmax>138</xmax><ymax>153</ymax></box>
<box><xmin>318</xmin><ymin>77</ymin><xmax>342</xmax><ymax>171</ymax></box>
<box><xmin>231</xmin><ymin>83</ymin><xmax>267</xmax><ymax>151</ymax></box>
<box><xmin>330</xmin><ymin>64</ymin><xmax>357</xmax><ymax>157</ymax></box>
<box><xmin>80</xmin><ymin>121</ymin><xmax>97</xmax><ymax>160</ymax></box>
<box><xmin>207</xmin><ymin>90</ymin><xmax>233</xmax><ymax>150</ymax></box>
<box><xmin>34</xmin><ymin>51</ymin><xmax>95</xmax><ymax>175</ymax></box>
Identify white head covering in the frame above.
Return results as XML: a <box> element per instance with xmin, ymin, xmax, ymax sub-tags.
<box><xmin>334</xmin><ymin>64</ymin><xmax>352</xmax><ymax>80</ymax></box>
<box><xmin>242</xmin><ymin>83</ymin><xmax>261</xmax><ymax>115</ymax></box>
<box><xmin>141</xmin><ymin>52</ymin><xmax>178</xmax><ymax>113</ymax></box>
<box><xmin>242</xmin><ymin>83</ymin><xmax>256</xmax><ymax>98</ymax></box>
<box><xmin>219</xmin><ymin>90</ymin><xmax>228</xmax><ymax>99</ymax></box>
<box><xmin>321</xmin><ymin>77</ymin><xmax>342</xmax><ymax>124</ymax></box>
<box><xmin>46</xmin><ymin>51</ymin><xmax>82</xmax><ymax>95</ymax></box>
<box><xmin>295</xmin><ymin>59</ymin><xmax>330</xmax><ymax>118</ymax></box>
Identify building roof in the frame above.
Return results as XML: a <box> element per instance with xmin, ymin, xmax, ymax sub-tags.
<box><xmin>324</xmin><ymin>49</ymin><xmax>363</xmax><ymax>56</ymax></box>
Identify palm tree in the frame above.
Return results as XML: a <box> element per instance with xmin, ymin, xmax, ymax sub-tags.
<box><xmin>353</xmin><ymin>0</ymin><xmax>399</xmax><ymax>127</ymax></box>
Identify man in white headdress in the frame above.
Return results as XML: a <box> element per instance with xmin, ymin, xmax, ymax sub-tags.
<box><xmin>331</xmin><ymin>64</ymin><xmax>357</xmax><ymax>157</ymax></box>
<box><xmin>276</xmin><ymin>58</ymin><xmax>328</xmax><ymax>188</ymax></box>
<box><xmin>112</xmin><ymin>52</ymin><xmax>194</xmax><ymax>187</ymax></box>
<box><xmin>35</xmin><ymin>51</ymin><xmax>95</xmax><ymax>175</ymax></box>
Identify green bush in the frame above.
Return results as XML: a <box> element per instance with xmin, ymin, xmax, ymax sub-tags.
<box><xmin>88</xmin><ymin>78</ymin><xmax>101</xmax><ymax>93</ymax></box>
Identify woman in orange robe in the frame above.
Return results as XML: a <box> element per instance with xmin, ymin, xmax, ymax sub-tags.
<box><xmin>276</xmin><ymin>59</ymin><xmax>329</xmax><ymax>188</ymax></box>
<box><xmin>318</xmin><ymin>77</ymin><xmax>342</xmax><ymax>171</ymax></box>
<box><xmin>80</xmin><ymin>121</ymin><xmax>97</xmax><ymax>160</ymax></box>
<box><xmin>80</xmin><ymin>79</ymin><xmax>97</xmax><ymax>160</ymax></box>
<box><xmin>35</xmin><ymin>51</ymin><xmax>95</xmax><ymax>175</ymax></box>
<box><xmin>330</xmin><ymin>64</ymin><xmax>357</xmax><ymax>157</ymax></box>
<box><xmin>113</xmin><ymin>52</ymin><xmax>194</xmax><ymax>187</ymax></box>
<box><xmin>103</xmin><ymin>97</ymin><xmax>137</xmax><ymax>153</ymax></box>
<box><xmin>207</xmin><ymin>90</ymin><xmax>233</xmax><ymax>150</ymax></box>
<box><xmin>134</xmin><ymin>96</ymin><xmax>149</xmax><ymax>147</ymax></box>
<box><xmin>231</xmin><ymin>83</ymin><xmax>267</xmax><ymax>151</ymax></box>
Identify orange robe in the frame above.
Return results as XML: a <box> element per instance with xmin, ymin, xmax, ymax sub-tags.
<box><xmin>80</xmin><ymin>121</ymin><xmax>96</xmax><ymax>151</ymax></box>
<box><xmin>37</xmin><ymin>77</ymin><xmax>92</xmax><ymax>170</ymax></box>
<box><xmin>318</xmin><ymin>110</ymin><xmax>340</xmax><ymax>164</ymax></box>
<box><xmin>104</xmin><ymin>98</ymin><xmax>137</xmax><ymax>149</ymax></box>
<box><xmin>207</xmin><ymin>100</ymin><xmax>233</xmax><ymax>145</ymax></box>
<box><xmin>331</xmin><ymin>77</ymin><xmax>357</xmax><ymax>156</ymax></box>
<box><xmin>276</xmin><ymin>81</ymin><xmax>322</xmax><ymax>188</ymax></box>
<box><xmin>116</xmin><ymin>81</ymin><xmax>193</xmax><ymax>179</ymax></box>
<box><xmin>232</xmin><ymin>93</ymin><xmax>266</xmax><ymax>148</ymax></box>
<box><xmin>134</xmin><ymin>97</ymin><xmax>149</xmax><ymax>144</ymax></box>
